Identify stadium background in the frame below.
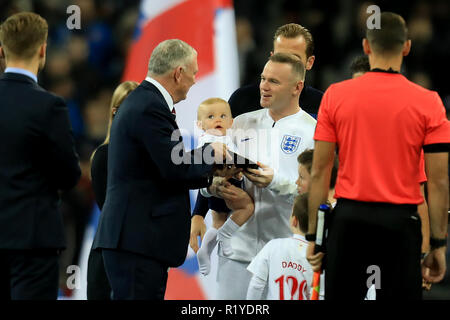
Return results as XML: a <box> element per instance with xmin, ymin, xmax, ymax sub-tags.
<box><xmin>0</xmin><ymin>0</ymin><xmax>449</xmax><ymax>299</ymax></box>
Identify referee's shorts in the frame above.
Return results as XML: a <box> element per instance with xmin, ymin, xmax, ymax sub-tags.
<box><xmin>325</xmin><ymin>199</ymin><xmax>422</xmax><ymax>300</ymax></box>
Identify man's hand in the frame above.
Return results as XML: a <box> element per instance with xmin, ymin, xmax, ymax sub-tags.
<box><xmin>243</xmin><ymin>162</ymin><xmax>274</xmax><ymax>188</ymax></box>
<box><xmin>306</xmin><ymin>241</ymin><xmax>325</xmax><ymax>272</ymax></box>
<box><xmin>189</xmin><ymin>215</ymin><xmax>207</xmax><ymax>253</ymax></box>
<box><xmin>209</xmin><ymin>142</ymin><xmax>232</xmax><ymax>165</ymax></box>
<box><xmin>422</xmin><ymin>247</ymin><xmax>447</xmax><ymax>283</ymax></box>
<box><xmin>214</xmin><ymin>165</ymin><xmax>243</xmax><ymax>179</ymax></box>
<box><xmin>207</xmin><ymin>176</ymin><xmax>230</xmax><ymax>197</ymax></box>
<box><xmin>217</xmin><ymin>184</ymin><xmax>254</xmax><ymax>211</ymax></box>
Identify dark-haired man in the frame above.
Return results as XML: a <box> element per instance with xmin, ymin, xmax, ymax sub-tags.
<box><xmin>228</xmin><ymin>23</ymin><xmax>323</xmax><ymax>119</ymax></box>
<box><xmin>307</xmin><ymin>12</ymin><xmax>449</xmax><ymax>300</ymax></box>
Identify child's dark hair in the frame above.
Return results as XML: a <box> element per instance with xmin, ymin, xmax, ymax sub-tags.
<box><xmin>292</xmin><ymin>193</ymin><xmax>309</xmax><ymax>233</ymax></box>
<box><xmin>297</xmin><ymin>149</ymin><xmax>339</xmax><ymax>189</ymax></box>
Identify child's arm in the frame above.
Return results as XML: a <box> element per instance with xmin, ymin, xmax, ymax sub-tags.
<box><xmin>246</xmin><ymin>274</ymin><xmax>267</xmax><ymax>300</ymax></box>
<box><xmin>192</xmin><ymin>191</ymin><xmax>209</xmax><ymax>218</ymax></box>
<box><xmin>246</xmin><ymin>242</ymin><xmax>271</xmax><ymax>300</ymax></box>
<box><xmin>189</xmin><ymin>193</ymin><xmax>209</xmax><ymax>253</ymax></box>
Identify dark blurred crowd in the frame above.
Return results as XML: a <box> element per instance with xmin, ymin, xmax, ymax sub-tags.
<box><xmin>235</xmin><ymin>0</ymin><xmax>450</xmax><ymax>116</ymax></box>
<box><xmin>0</xmin><ymin>0</ymin><xmax>449</xmax><ymax>297</ymax></box>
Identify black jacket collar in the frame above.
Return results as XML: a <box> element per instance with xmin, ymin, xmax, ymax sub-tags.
<box><xmin>0</xmin><ymin>72</ymin><xmax>38</xmax><ymax>85</ymax></box>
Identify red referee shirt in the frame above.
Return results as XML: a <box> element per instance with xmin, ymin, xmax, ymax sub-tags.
<box><xmin>314</xmin><ymin>71</ymin><xmax>450</xmax><ymax>204</ymax></box>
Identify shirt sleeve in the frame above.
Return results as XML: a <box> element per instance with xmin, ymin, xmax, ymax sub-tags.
<box><xmin>246</xmin><ymin>275</ymin><xmax>267</xmax><ymax>300</ymax></box>
<box><xmin>267</xmin><ymin>172</ymin><xmax>298</xmax><ymax>204</ymax></box>
<box><xmin>418</xmin><ymin>150</ymin><xmax>427</xmax><ymax>184</ymax></box>
<box><xmin>423</xmin><ymin>92</ymin><xmax>450</xmax><ymax>147</ymax></box>
<box><xmin>313</xmin><ymin>87</ymin><xmax>337</xmax><ymax>143</ymax></box>
<box><xmin>192</xmin><ymin>191</ymin><xmax>209</xmax><ymax>217</ymax></box>
<box><xmin>199</xmin><ymin>187</ymin><xmax>213</xmax><ymax>198</ymax></box>
<box><xmin>247</xmin><ymin>241</ymin><xmax>272</xmax><ymax>281</ymax></box>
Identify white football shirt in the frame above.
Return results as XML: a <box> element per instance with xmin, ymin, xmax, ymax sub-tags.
<box><xmin>228</xmin><ymin>108</ymin><xmax>316</xmax><ymax>261</ymax></box>
<box><xmin>247</xmin><ymin>234</ymin><xmax>313</xmax><ymax>300</ymax></box>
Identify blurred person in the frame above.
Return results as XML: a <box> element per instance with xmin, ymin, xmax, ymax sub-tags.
<box><xmin>45</xmin><ymin>49</ymin><xmax>72</xmax><ymax>79</ymax></box>
<box><xmin>49</xmin><ymin>76</ymin><xmax>85</xmax><ymax>138</ymax></box>
<box><xmin>191</xmin><ymin>98</ymin><xmax>254</xmax><ymax>276</ymax></box>
<box><xmin>411</xmin><ymin>71</ymin><xmax>432</xmax><ymax>89</ymax></box>
<box><xmin>91</xmin><ymin>39</ymin><xmax>233</xmax><ymax>300</ymax></box>
<box><xmin>307</xmin><ymin>12</ymin><xmax>450</xmax><ymax>300</ymax></box>
<box><xmin>228</xmin><ymin>23</ymin><xmax>323</xmax><ymax>119</ymax></box>
<box><xmin>0</xmin><ymin>50</ymin><xmax>5</xmax><ymax>73</ymax></box>
<box><xmin>198</xmin><ymin>53</ymin><xmax>316</xmax><ymax>299</ymax></box>
<box><xmin>66</xmin><ymin>34</ymin><xmax>101</xmax><ymax>107</ymax></box>
<box><xmin>0</xmin><ymin>12</ymin><xmax>81</xmax><ymax>299</ymax></box>
<box><xmin>75</xmin><ymin>0</ymin><xmax>114</xmax><ymax>75</ymax></box>
<box><xmin>235</xmin><ymin>16</ymin><xmax>258</xmax><ymax>86</ymax></box>
<box><xmin>83</xmin><ymin>91</ymin><xmax>111</xmax><ymax>143</ymax></box>
<box><xmin>350</xmin><ymin>55</ymin><xmax>370</xmax><ymax>78</ymax></box>
<box><xmin>246</xmin><ymin>193</ymin><xmax>314</xmax><ymax>300</ymax></box>
<box><xmin>87</xmin><ymin>81</ymin><xmax>138</xmax><ymax>300</ymax></box>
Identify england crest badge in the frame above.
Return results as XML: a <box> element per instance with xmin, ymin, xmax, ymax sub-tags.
<box><xmin>281</xmin><ymin>135</ymin><xmax>301</xmax><ymax>154</ymax></box>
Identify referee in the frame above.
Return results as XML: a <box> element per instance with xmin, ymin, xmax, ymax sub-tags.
<box><xmin>306</xmin><ymin>12</ymin><xmax>450</xmax><ymax>300</ymax></box>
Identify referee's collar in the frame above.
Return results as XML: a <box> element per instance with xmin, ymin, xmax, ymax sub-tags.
<box><xmin>369</xmin><ymin>68</ymin><xmax>400</xmax><ymax>74</ymax></box>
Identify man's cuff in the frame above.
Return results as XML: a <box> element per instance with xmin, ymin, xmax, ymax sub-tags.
<box><xmin>200</xmin><ymin>187</ymin><xmax>213</xmax><ymax>198</ymax></box>
<box><xmin>266</xmin><ymin>170</ymin><xmax>279</xmax><ymax>190</ymax></box>
<box><xmin>207</xmin><ymin>174</ymin><xmax>214</xmax><ymax>187</ymax></box>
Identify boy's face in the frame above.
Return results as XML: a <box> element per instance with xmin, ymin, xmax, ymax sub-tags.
<box><xmin>296</xmin><ymin>163</ymin><xmax>311</xmax><ymax>195</ymax></box>
<box><xmin>197</xmin><ymin>102</ymin><xmax>233</xmax><ymax>136</ymax></box>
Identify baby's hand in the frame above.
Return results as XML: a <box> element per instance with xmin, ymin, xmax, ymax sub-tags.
<box><xmin>233</xmin><ymin>171</ymin><xmax>244</xmax><ymax>180</ymax></box>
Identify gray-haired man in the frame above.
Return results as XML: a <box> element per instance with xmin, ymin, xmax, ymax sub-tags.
<box><xmin>91</xmin><ymin>39</ymin><xmax>230</xmax><ymax>300</ymax></box>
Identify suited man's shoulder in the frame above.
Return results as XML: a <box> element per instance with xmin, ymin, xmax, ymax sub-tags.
<box><xmin>303</xmin><ymin>84</ymin><xmax>324</xmax><ymax>99</ymax></box>
<box><xmin>229</xmin><ymin>83</ymin><xmax>260</xmax><ymax>117</ymax></box>
<box><xmin>1</xmin><ymin>73</ymin><xmax>68</xmax><ymax>112</ymax></box>
<box><xmin>230</xmin><ymin>83</ymin><xmax>259</xmax><ymax>98</ymax></box>
<box><xmin>300</xmin><ymin>85</ymin><xmax>323</xmax><ymax>117</ymax></box>
<box><xmin>122</xmin><ymin>81</ymin><xmax>169</xmax><ymax>112</ymax></box>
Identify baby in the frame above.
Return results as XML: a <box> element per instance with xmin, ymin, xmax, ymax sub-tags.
<box><xmin>193</xmin><ymin>97</ymin><xmax>254</xmax><ymax>276</ymax></box>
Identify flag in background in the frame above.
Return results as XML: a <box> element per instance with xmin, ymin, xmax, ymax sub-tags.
<box><xmin>73</xmin><ymin>0</ymin><xmax>240</xmax><ymax>300</ymax></box>
<box><xmin>122</xmin><ymin>0</ymin><xmax>239</xmax><ymax>143</ymax></box>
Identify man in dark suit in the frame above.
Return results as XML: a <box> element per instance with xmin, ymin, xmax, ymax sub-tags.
<box><xmin>92</xmin><ymin>39</ymin><xmax>230</xmax><ymax>300</ymax></box>
<box><xmin>0</xmin><ymin>12</ymin><xmax>81</xmax><ymax>300</ymax></box>
<box><xmin>229</xmin><ymin>23</ymin><xmax>323</xmax><ymax>118</ymax></box>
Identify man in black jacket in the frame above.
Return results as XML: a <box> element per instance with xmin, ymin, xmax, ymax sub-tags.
<box><xmin>92</xmin><ymin>39</ymin><xmax>231</xmax><ymax>300</ymax></box>
<box><xmin>229</xmin><ymin>23</ymin><xmax>323</xmax><ymax>118</ymax></box>
<box><xmin>0</xmin><ymin>12</ymin><xmax>81</xmax><ymax>300</ymax></box>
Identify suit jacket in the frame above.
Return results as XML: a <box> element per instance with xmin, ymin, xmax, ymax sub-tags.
<box><xmin>91</xmin><ymin>143</ymin><xmax>109</xmax><ymax>210</ymax></box>
<box><xmin>0</xmin><ymin>72</ymin><xmax>81</xmax><ymax>249</ymax></box>
<box><xmin>93</xmin><ymin>81</ymin><xmax>214</xmax><ymax>267</ymax></box>
<box><xmin>228</xmin><ymin>83</ymin><xmax>323</xmax><ymax>118</ymax></box>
